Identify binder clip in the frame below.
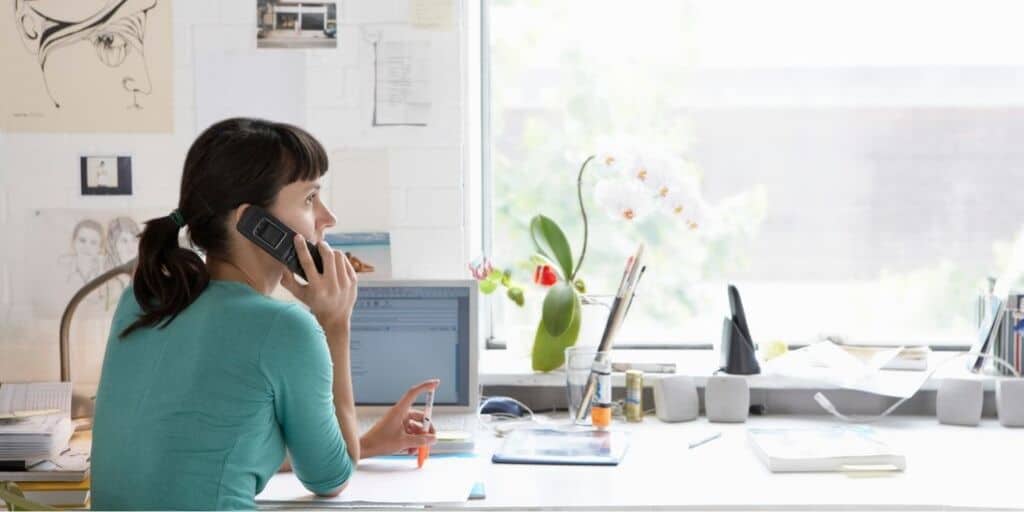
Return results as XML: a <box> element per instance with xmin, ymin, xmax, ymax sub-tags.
<box><xmin>719</xmin><ymin>284</ymin><xmax>761</xmax><ymax>375</ymax></box>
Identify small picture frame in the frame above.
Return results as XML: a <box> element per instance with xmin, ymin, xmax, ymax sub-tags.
<box><xmin>80</xmin><ymin>155</ymin><xmax>132</xmax><ymax>195</ymax></box>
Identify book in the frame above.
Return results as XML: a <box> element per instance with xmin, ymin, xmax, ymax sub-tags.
<box><xmin>747</xmin><ymin>426</ymin><xmax>905</xmax><ymax>473</ymax></box>
<box><xmin>15</xmin><ymin>477</ymin><xmax>90</xmax><ymax>507</ymax></box>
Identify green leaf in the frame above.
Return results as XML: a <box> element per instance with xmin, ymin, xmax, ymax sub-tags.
<box><xmin>507</xmin><ymin>287</ymin><xmax>525</xmax><ymax>306</ymax></box>
<box><xmin>530</xmin><ymin>215</ymin><xmax>574</xmax><ymax>281</ymax></box>
<box><xmin>541</xmin><ymin>283</ymin><xmax>576</xmax><ymax>336</ymax></box>
<box><xmin>531</xmin><ymin>295</ymin><xmax>582</xmax><ymax>372</ymax></box>
<box><xmin>478</xmin><ymin>279</ymin><xmax>498</xmax><ymax>294</ymax></box>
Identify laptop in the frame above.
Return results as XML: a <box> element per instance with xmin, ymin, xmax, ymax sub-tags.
<box><xmin>351</xmin><ymin>280</ymin><xmax>480</xmax><ymax>433</ymax></box>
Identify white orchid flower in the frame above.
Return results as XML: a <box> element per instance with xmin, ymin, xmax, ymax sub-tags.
<box><xmin>661</xmin><ymin>179</ymin><xmax>707</xmax><ymax>231</ymax></box>
<box><xmin>594</xmin><ymin>178</ymin><xmax>652</xmax><ymax>222</ymax></box>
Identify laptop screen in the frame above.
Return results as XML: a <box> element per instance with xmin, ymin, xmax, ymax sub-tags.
<box><xmin>350</xmin><ymin>284</ymin><xmax>472</xmax><ymax>406</ymax></box>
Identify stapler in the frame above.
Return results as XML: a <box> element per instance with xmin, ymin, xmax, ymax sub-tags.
<box><xmin>720</xmin><ymin>284</ymin><xmax>760</xmax><ymax>375</ymax></box>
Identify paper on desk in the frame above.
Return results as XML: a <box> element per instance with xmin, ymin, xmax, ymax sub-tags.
<box><xmin>762</xmin><ymin>341</ymin><xmax>931</xmax><ymax>398</ymax></box>
<box><xmin>256</xmin><ymin>455</ymin><xmax>479</xmax><ymax>505</ymax></box>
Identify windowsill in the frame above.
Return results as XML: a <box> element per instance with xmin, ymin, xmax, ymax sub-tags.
<box><xmin>480</xmin><ymin>348</ymin><xmax>1003</xmax><ymax>391</ymax></box>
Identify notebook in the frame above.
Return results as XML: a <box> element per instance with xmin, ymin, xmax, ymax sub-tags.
<box><xmin>492</xmin><ymin>428</ymin><xmax>629</xmax><ymax>466</ymax></box>
<box><xmin>747</xmin><ymin>426</ymin><xmax>905</xmax><ymax>473</ymax></box>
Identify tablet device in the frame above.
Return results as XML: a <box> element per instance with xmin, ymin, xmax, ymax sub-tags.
<box><xmin>491</xmin><ymin>429</ymin><xmax>629</xmax><ymax>466</ymax></box>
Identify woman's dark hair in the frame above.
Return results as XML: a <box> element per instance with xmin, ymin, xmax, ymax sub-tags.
<box><xmin>120</xmin><ymin>118</ymin><xmax>328</xmax><ymax>338</ymax></box>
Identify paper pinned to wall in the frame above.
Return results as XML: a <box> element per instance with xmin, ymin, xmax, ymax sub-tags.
<box><xmin>369</xmin><ymin>33</ymin><xmax>432</xmax><ymax>127</ymax></box>
<box><xmin>257</xmin><ymin>455</ymin><xmax>479</xmax><ymax>505</ymax></box>
<box><xmin>410</xmin><ymin>0</ymin><xmax>455</xmax><ymax>31</ymax></box>
<box><xmin>195</xmin><ymin>49</ymin><xmax>307</xmax><ymax>132</ymax></box>
<box><xmin>0</xmin><ymin>0</ymin><xmax>173</xmax><ymax>132</ymax></box>
<box><xmin>20</xmin><ymin>209</ymin><xmax>165</xmax><ymax>318</ymax></box>
<box><xmin>328</xmin><ymin>149</ymin><xmax>391</xmax><ymax>231</ymax></box>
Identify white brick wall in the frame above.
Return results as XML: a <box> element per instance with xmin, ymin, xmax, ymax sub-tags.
<box><xmin>0</xmin><ymin>0</ymin><xmax>471</xmax><ymax>382</ymax></box>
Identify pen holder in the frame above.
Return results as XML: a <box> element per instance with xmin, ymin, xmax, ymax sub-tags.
<box><xmin>705</xmin><ymin>375</ymin><xmax>749</xmax><ymax>423</ymax></box>
<box><xmin>652</xmin><ymin>375</ymin><xmax>699</xmax><ymax>423</ymax></box>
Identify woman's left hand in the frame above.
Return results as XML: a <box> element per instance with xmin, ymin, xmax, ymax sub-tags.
<box><xmin>360</xmin><ymin>380</ymin><xmax>439</xmax><ymax>458</ymax></box>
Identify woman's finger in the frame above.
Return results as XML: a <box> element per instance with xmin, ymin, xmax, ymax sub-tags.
<box><xmin>334</xmin><ymin>251</ymin><xmax>349</xmax><ymax>287</ymax></box>
<box><xmin>395</xmin><ymin>379</ymin><xmax>441</xmax><ymax>411</ymax></box>
<box><xmin>293</xmin><ymin>235</ymin><xmax>320</xmax><ymax>285</ymax></box>
<box><xmin>317</xmin><ymin>240</ymin><xmax>337</xmax><ymax>291</ymax></box>
<box><xmin>402</xmin><ymin>432</ymin><xmax>437</xmax><ymax>447</ymax></box>
<box><xmin>340</xmin><ymin>248</ymin><xmax>357</xmax><ymax>282</ymax></box>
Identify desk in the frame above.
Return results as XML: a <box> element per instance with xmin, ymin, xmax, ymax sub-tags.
<box><xmin>262</xmin><ymin>415</ymin><xmax>1024</xmax><ymax>510</ymax></box>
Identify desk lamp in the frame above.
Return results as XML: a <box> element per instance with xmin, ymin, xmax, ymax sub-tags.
<box><xmin>59</xmin><ymin>257</ymin><xmax>137</xmax><ymax>422</ymax></box>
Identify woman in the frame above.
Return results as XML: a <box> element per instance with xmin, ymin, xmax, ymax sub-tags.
<box><xmin>91</xmin><ymin>118</ymin><xmax>437</xmax><ymax>510</ymax></box>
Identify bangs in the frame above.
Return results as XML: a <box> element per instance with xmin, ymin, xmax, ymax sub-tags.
<box><xmin>274</xmin><ymin>122</ymin><xmax>329</xmax><ymax>183</ymax></box>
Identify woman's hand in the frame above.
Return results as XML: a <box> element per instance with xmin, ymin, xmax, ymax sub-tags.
<box><xmin>279</xmin><ymin>235</ymin><xmax>357</xmax><ymax>331</ymax></box>
<box><xmin>360</xmin><ymin>380</ymin><xmax>440</xmax><ymax>458</ymax></box>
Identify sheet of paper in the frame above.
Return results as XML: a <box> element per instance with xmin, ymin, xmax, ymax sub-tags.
<box><xmin>0</xmin><ymin>382</ymin><xmax>72</xmax><ymax>414</ymax></box>
<box><xmin>372</xmin><ymin>37</ymin><xmax>432</xmax><ymax>126</ymax></box>
<box><xmin>762</xmin><ymin>341</ymin><xmax>931</xmax><ymax>398</ymax></box>
<box><xmin>410</xmin><ymin>0</ymin><xmax>455</xmax><ymax>30</ymax></box>
<box><xmin>257</xmin><ymin>455</ymin><xmax>479</xmax><ymax>504</ymax></box>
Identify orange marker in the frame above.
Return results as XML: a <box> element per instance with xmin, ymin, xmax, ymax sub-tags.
<box><xmin>417</xmin><ymin>389</ymin><xmax>435</xmax><ymax>469</ymax></box>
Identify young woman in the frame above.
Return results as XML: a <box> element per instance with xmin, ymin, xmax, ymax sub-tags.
<box><xmin>91</xmin><ymin>118</ymin><xmax>437</xmax><ymax>510</ymax></box>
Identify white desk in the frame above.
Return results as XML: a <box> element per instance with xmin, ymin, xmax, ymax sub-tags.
<box><xmin>262</xmin><ymin>415</ymin><xmax>1024</xmax><ymax>510</ymax></box>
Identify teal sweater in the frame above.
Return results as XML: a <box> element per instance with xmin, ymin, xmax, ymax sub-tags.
<box><xmin>91</xmin><ymin>281</ymin><xmax>353</xmax><ymax>510</ymax></box>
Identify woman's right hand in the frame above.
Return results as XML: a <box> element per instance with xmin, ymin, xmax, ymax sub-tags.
<box><xmin>279</xmin><ymin>234</ymin><xmax>358</xmax><ymax>330</ymax></box>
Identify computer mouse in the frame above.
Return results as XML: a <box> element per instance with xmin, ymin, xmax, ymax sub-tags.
<box><xmin>479</xmin><ymin>396</ymin><xmax>529</xmax><ymax>417</ymax></box>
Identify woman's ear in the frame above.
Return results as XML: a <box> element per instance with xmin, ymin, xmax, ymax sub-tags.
<box><xmin>231</xmin><ymin>204</ymin><xmax>250</xmax><ymax>226</ymax></box>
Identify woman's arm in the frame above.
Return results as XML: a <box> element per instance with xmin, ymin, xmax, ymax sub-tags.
<box><xmin>324</xmin><ymin>318</ymin><xmax>360</xmax><ymax>463</ymax></box>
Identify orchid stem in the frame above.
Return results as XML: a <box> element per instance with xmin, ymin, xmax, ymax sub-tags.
<box><xmin>571</xmin><ymin>155</ymin><xmax>596</xmax><ymax>281</ymax></box>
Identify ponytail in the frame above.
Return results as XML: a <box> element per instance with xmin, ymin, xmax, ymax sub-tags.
<box><xmin>120</xmin><ymin>211</ymin><xmax>209</xmax><ymax>338</ymax></box>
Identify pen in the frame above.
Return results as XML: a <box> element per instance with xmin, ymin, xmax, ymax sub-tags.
<box><xmin>688</xmin><ymin>431</ymin><xmax>721</xmax><ymax>449</ymax></box>
<box><xmin>417</xmin><ymin>389</ymin><xmax>435</xmax><ymax>469</ymax></box>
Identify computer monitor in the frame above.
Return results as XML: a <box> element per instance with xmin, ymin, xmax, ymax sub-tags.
<box><xmin>350</xmin><ymin>280</ymin><xmax>478</xmax><ymax>413</ymax></box>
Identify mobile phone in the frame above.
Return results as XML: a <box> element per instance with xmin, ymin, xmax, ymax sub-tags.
<box><xmin>236</xmin><ymin>205</ymin><xmax>323</xmax><ymax>280</ymax></box>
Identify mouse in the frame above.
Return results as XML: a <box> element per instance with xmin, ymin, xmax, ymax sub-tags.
<box><xmin>479</xmin><ymin>396</ymin><xmax>529</xmax><ymax>417</ymax></box>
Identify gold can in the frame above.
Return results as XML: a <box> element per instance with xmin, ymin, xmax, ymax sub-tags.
<box><xmin>625</xmin><ymin>369</ymin><xmax>644</xmax><ymax>422</ymax></box>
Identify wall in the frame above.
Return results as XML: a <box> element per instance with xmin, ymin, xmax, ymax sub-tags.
<box><xmin>0</xmin><ymin>0</ymin><xmax>473</xmax><ymax>383</ymax></box>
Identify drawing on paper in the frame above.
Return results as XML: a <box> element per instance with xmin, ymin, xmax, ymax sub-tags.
<box><xmin>29</xmin><ymin>210</ymin><xmax>153</xmax><ymax>316</ymax></box>
<box><xmin>14</xmin><ymin>0</ymin><xmax>160</xmax><ymax>110</ymax></box>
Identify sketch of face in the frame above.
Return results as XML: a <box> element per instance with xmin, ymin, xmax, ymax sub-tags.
<box><xmin>73</xmin><ymin>223</ymin><xmax>103</xmax><ymax>258</ymax></box>
<box><xmin>14</xmin><ymin>0</ymin><xmax>159</xmax><ymax>109</ymax></box>
<box><xmin>107</xmin><ymin>216</ymin><xmax>140</xmax><ymax>265</ymax></box>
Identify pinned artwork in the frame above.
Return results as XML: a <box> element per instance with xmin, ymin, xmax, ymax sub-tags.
<box><xmin>80</xmin><ymin>155</ymin><xmax>132</xmax><ymax>195</ymax></box>
<box><xmin>0</xmin><ymin>0</ymin><xmax>173</xmax><ymax>132</ymax></box>
<box><xmin>20</xmin><ymin>209</ymin><xmax>164</xmax><ymax>317</ymax></box>
<box><xmin>257</xmin><ymin>0</ymin><xmax>338</xmax><ymax>49</ymax></box>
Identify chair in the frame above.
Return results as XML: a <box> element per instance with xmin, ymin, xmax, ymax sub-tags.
<box><xmin>0</xmin><ymin>482</ymin><xmax>58</xmax><ymax>511</ymax></box>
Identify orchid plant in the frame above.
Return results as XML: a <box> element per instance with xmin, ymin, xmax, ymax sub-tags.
<box><xmin>471</xmin><ymin>145</ymin><xmax>708</xmax><ymax>371</ymax></box>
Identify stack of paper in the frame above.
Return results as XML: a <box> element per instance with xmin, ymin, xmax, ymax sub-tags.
<box><xmin>0</xmin><ymin>382</ymin><xmax>74</xmax><ymax>463</ymax></box>
<box><xmin>257</xmin><ymin>455</ymin><xmax>480</xmax><ymax>505</ymax></box>
<box><xmin>748</xmin><ymin>426</ymin><xmax>906</xmax><ymax>473</ymax></box>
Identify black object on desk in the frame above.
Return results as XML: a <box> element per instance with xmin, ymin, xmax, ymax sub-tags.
<box><xmin>720</xmin><ymin>284</ymin><xmax>761</xmax><ymax>375</ymax></box>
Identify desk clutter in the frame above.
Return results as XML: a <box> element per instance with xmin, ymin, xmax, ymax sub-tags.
<box><xmin>0</xmin><ymin>382</ymin><xmax>90</xmax><ymax>508</ymax></box>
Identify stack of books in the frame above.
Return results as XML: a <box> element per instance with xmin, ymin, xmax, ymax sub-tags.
<box><xmin>0</xmin><ymin>382</ymin><xmax>90</xmax><ymax>508</ymax></box>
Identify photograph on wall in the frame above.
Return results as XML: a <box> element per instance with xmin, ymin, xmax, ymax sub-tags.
<box><xmin>257</xmin><ymin>0</ymin><xmax>338</xmax><ymax>49</ymax></box>
<box><xmin>0</xmin><ymin>0</ymin><xmax>173</xmax><ymax>132</ymax></box>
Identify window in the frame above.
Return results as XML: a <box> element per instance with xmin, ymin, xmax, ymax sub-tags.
<box><xmin>484</xmin><ymin>0</ymin><xmax>1024</xmax><ymax>348</ymax></box>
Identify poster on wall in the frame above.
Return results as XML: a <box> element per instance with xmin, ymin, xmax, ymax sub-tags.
<box><xmin>21</xmin><ymin>209</ymin><xmax>167</xmax><ymax>318</ymax></box>
<box><xmin>0</xmin><ymin>0</ymin><xmax>173</xmax><ymax>132</ymax></box>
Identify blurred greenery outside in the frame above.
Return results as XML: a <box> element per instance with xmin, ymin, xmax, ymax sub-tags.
<box><xmin>485</xmin><ymin>0</ymin><xmax>1020</xmax><ymax>349</ymax></box>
